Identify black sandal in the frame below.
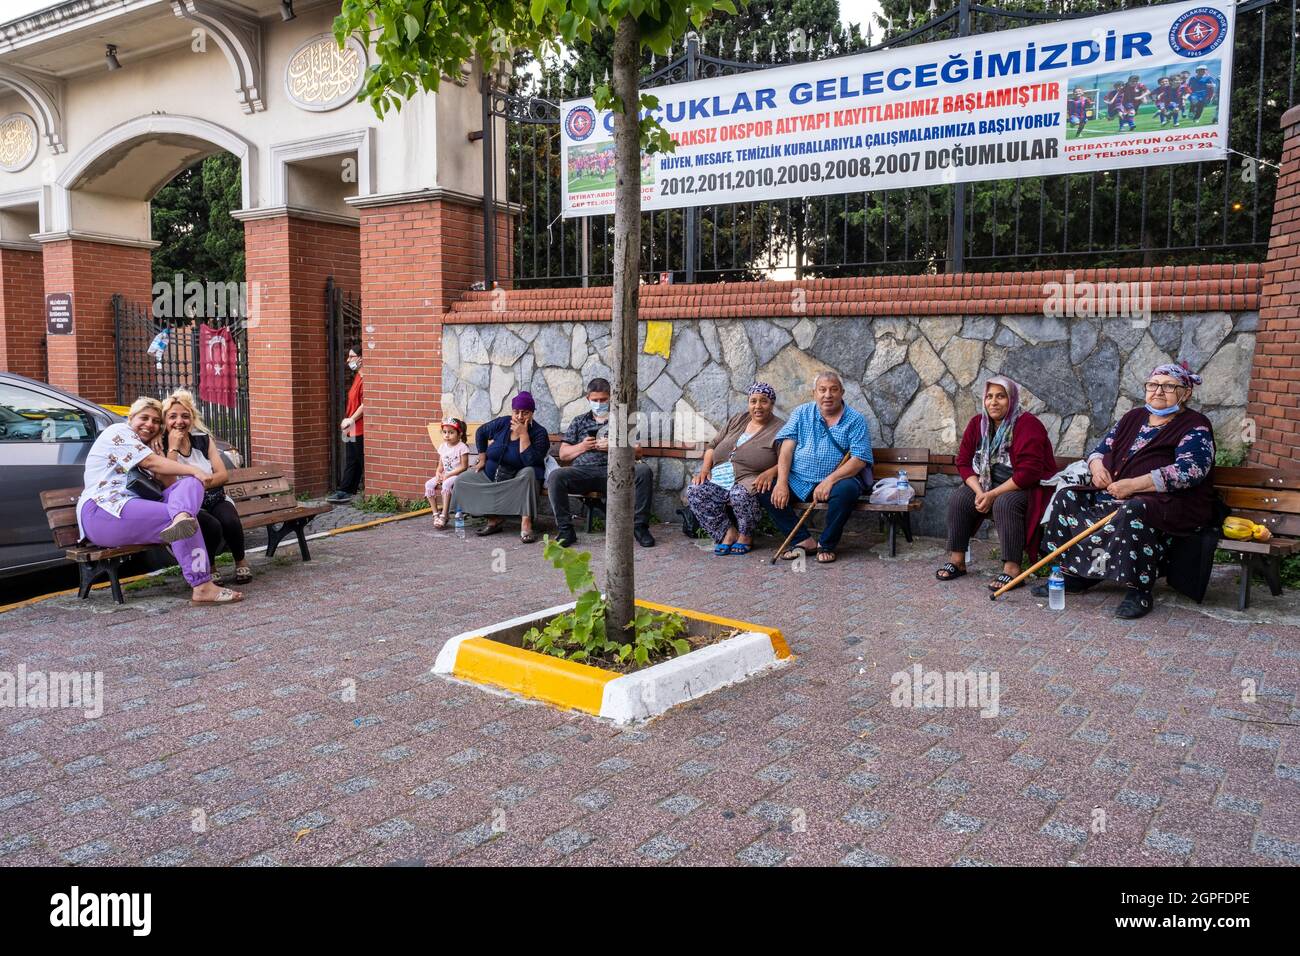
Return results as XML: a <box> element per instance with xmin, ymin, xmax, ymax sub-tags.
<box><xmin>816</xmin><ymin>550</ymin><xmax>837</xmax><ymax>564</ymax></box>
<box><xmin>1115</xmin><ymin>588</ymin><xmax>1153</xmax><ymax>619</ymax></box>
<box><xmin>988</xmin><ymin>572</ymin><xmax>1017</xmax><ymax>592</ymax></box>
<box><xmin>780</xmin><ymin>545</ymin><xmax>815</xmax><ymax>561</ymax></box>
<box><xmin>475</xmin><ymin>522</ymin><xmax>503</xmax><ymax>537</ymax></box>
<box><xmin>935</xmin><ymin>562</ymin><xmax>967</xmax><ymax>581</ymax></box>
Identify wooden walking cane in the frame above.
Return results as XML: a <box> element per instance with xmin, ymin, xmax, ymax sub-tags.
<box><xmin>769</xmin><ymin>452</ymin><xmax>854</xmax><ymax>565</ymax></box>
<box><xmin>990</xmin><ymin>508</ymin><xmax>1120</xmax><ymax>600</ymax></box>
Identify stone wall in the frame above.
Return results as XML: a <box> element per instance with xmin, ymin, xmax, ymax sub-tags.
<box><xmin>443</xmin><ymin>313</ymin><xmax>1257</xmax><ymax>533</ymax></box>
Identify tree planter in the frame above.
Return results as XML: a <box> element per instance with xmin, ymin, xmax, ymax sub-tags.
<box><xmin>433</xmin><ymin>600</ymin><xmax>792</xmax><ymax>725</ymax></box>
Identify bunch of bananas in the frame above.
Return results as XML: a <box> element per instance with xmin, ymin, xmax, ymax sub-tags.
<box><xmin>1223</xmin><ymin>516</ymin><xmax>1273</xmax><ymax>542</ymax></box>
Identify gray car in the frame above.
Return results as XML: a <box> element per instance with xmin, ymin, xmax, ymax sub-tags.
<box><xmin>0</xmin><ymin>372</ymin><xmax>239</xmax><ymax>580</ymax></box>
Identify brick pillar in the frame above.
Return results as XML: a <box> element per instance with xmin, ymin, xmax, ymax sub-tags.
<box><xmin>0</xmin><ymin>247</ymin><xmax>46</xmax><ymax>381</ymax></box>
<box><xmin>243</xmin><ymin>214</ymin><xmax>359</xmax><ymax>496</ymax></box>
<box><xmin>1249</xmin><ymin>105</ymin><xmax>1300</xmax><ymax>470</ymax></box>
<box><xmin>359</xmin><ymin>196</ymin><xmax>494</xmax><ymax>499</ymax></box>
<box><xmin>40</xmin><ymin>239</ymin><xmax>152</xmax><ymax>405</ymax></box>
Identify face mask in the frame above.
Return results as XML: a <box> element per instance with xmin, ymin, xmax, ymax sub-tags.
<box><xmin>1145</xmin><ymin>403</ymin><xmax>1180</xmax><ymax>416</ymax></box>
<box><xmin>348</xmin><ymin>360</ymin><xmax>360</xmax><ymax>371</ymax></box>
<box><xmin>589</xmin><ymin>400</ymin><xmax>609</xmax><ymax>417</ymax></box>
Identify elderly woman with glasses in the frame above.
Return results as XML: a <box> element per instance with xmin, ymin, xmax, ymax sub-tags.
<box><xmin>1034</xmin><ymin>362</ymin><xmax>1216</xmax><ymax>619</ymax></box>
<box><xmin>686</xmin><ymin>383</ymin><xmax>785</xmax><ymax>555</ymax></box>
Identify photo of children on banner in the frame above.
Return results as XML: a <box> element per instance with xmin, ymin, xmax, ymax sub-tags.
<box><xmin>1065</xmin><ymin>61</ymin><xmax>1220</xmax><ymax>139</ymax></box>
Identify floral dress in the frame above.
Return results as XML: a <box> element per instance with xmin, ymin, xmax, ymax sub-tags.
<box><xmin>1042</xmin><ymin>421</ymin><xmax>1215</xmax><ymax>591</ymax></box>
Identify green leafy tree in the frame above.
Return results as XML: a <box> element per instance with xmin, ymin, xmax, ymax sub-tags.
<box><xmin>335</xmin><ymin>0</ymin><xmax>741</xmax><ymax>635</ymax></box>
<box><xmin>151</xmin><ymin>153</ymin><xmax>245</xmax><ymax>287</ymax></box>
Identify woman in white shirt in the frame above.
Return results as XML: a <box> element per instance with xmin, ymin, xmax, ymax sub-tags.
<box><xmin>158</xmin><ymin>390</ymin><xmax>250</xmax><ymax>585</ymax></box>
<box><xmin>77</xmin><ymin>397</ymin><xmax>243</xmax><ymax>605</ymax></box>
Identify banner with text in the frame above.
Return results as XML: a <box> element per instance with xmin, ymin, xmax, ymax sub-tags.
<box><xmin>561</xmin><ymin>1</ymin><xmax>1234</xmax><ymax>217</ymax></box>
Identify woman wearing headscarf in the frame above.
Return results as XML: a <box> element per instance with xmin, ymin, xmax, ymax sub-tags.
<box><xmin>450</xmin><ymin>392</ymin><xmax>550</xmax><ymax>543</ymax></box>
<box><xmin>936</xmin><ymin>376</ymin><xmax>1056</xmax><ymax>590</ymax></box>
<box><xmin>1033</xmin><ymin>362</ymin><xmax>1216</xmax><ymax>619</ymax></box>
<box><xmin>687</xmin><ymin>383</ymin><xmax>786</xmax><ymax>555</ymax></box>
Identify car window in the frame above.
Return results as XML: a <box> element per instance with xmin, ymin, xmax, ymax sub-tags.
<box><xmin>0</xmin><ymin>383</ymin><xmax>95</xmax><ymax>442</ymax></box>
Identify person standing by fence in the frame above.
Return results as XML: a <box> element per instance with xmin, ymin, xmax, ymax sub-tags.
<box><xmin>329</xmin><ymin>349</ymin><xmax>365</xmax><ymax>503</ymax></box>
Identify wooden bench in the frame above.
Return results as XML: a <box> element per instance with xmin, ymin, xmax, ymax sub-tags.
<box><xmin>1210</xmin><ymin>465</ymin><xmax>1300</xmax><ymax>610</ymax></box>
<box><xmin>39</xmin><ymin>467</ymin><xmax>331</xmax><ymax>604</ymax></box>
<box><xmin>430</xmin><ymin>421</ymin><xmax>706</xmax><ymax>532</ymax></box>
<box><xmin>806</xmin><ymin>446</ymin><xmax>928</xmax><ymax>556</ymax></box>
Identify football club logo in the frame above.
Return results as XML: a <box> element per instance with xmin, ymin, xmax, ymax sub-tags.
<box><xmin>565</xmin><ymin>105</ymin><xmax>595</xmax><ymax>141</ymax></box>
<box><xmin>1169</xmin><ymin>7</ymin><xmax>1228</xmax><ymax>57</ymax></box>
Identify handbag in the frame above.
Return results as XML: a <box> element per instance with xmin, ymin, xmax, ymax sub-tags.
<box><xmin>676</xmin><ymin>506</ymin><xmax>703</xmax><ymax>538</ymax></box>
<box><xmin>126</xmin><ymin>468</ymin><xmax>164</xmax><ymax>502</ymax></box>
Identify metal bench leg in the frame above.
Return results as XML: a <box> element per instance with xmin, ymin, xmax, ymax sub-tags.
<box><xmin>78</xmin><ymin>562</ymin><xmax>95</xmax><ymax>599</ymax></box>
<box><xmin>901</xmin><ymin>512</ymin><xmax>914</xmax><ymax>544</ymax></box>
<box><xmin>107</xmin><ymin>561</ymin><xmax>125</xmax><ymax>605</ymax></box>
<box><xmin>265</xmin><ymin>522</ymin><xmax>286</xmax><ymax>558</ymax></box>
<box><xmin>585</xmin><ymin>502</ymin><xmax>594</xmax><ymax>534</ymax></box>
<box><xmin>293</xmin><ymin>521</ymin><xmax>312</xmax><ymax>561</ymax></box>
<box><xmin>1237</xmin><ymin>555</ymin><xmax>1251</xmax><ymax>611</ymax></box>
<box><xmin>888</xmin><ymin>517</ymin><xmax>898</xmax><ymax>557</ymax></box>
<box><xmin>1261</xmin><ymin>555</ymin><xmax>1283</xmax><ymax>597</ymax></box>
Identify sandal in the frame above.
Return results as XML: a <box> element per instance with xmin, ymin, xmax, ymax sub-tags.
<box><xmin>520</xmin><ymin>530</ymin><xmax>538</xmax><ymax>544</ymax></box>
<box><xmin>816</xmin><ymin>550</ymin><xmax>837</xmax><ymax>564</ymax></box>
<box><xmin>191</xmin><ymin>587</ymin><xmax>243</xmax><ymax>605</ymax></box>
<box><xmin>475</xmin><ymin>522</ymin><xmax>503</xmax><ymax>537</ymax></box>
<box><xmin>433</xmin><ymin>514</ymin><xmax>447</xmax><ymax>529</ymax></box>
<box><xmin>234</xmin><ymin>567</ymin><xmax>253</xmax><ymax>585</ymax></box>
<box><xmin>936</xmin><ymin>562</ymin><xmax>967</xmax><ymax>581</ymax></box>
<box><xmin>729</xmin><ymin>543</ymin><xmax>751</xmax><ymax>555</ymax></box>
<box><xmin>714</xmin><ymin>543</ymin><xmax>733</xmax><ymax>555</ymax></box>
<box><xmin>988</xmin><ymin>573</ymin><xmax>1018</xmax><ymax>592</ymax></box>
<box><xmin>780</xmin><ymin>545</ymin><xmax>814</xmax><ymax>561</ymax></box>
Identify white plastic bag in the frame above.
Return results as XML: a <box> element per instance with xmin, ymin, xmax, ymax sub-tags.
<box><xmin>869</xmin><ymin>477</ymin><xmax>915</xmax><ymax>506</ymax></box>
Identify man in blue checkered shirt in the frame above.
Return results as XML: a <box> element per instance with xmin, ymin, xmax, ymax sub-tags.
<box><xmin>762</xmin><ymin>371</ymin><xmax>873</xmax><ymax>563</ymax></box>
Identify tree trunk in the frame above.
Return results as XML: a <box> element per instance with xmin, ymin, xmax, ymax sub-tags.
<box><xmin>604</xmin><ymin>13</ymin><xmax>641</xmax><ymax>637</ymax></box>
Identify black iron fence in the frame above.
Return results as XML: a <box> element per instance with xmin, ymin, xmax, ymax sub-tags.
<box><xmin>112</xmin><ymin>294</ymin><xmax>251</xmax><ymax>464</ymax></box>
<box><xmin>485</xmin><ymin>0</ymin><xmax>1295</xmax><ymax>285</ymax></box>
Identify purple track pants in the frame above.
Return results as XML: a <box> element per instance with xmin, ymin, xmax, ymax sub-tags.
<box><xmin>81</xmin><ymin>476</ymin><xmax>212</xmax><ymax>587</ymax></box>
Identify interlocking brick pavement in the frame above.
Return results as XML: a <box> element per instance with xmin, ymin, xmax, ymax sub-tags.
<box><xmin>0</xmin><ymin>521</ymin><xmax>1297</xmax><ymax>867</ymax></box>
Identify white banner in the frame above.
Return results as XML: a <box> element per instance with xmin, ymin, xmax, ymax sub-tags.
<box><xmin>561</xmin><ymin>1</ymin><xmax>1234</xmax><ymax>217</ymax></box>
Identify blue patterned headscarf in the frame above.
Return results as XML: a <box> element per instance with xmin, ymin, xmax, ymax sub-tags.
<box><xmin>748</xmin><ymin>382</ymin><xmax>776</xmax><ymax>403</ymax></box>
<box><xmin>1149</xmin><ymin>362</ymin><xmax>1202</xmax><ymax>389</ymax></box>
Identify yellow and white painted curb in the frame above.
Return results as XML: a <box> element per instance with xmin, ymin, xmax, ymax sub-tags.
<box><xmin>433</xmin><ymin>600</ymin><xmax>792</xmax><ymax>725</ymax></box>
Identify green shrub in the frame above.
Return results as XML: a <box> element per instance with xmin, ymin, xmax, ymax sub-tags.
<box><xmin>521</xmin><ymin>537</ymin><xmax>691</xmax><ymax>668</ymax></box>
<box><xmin>352</xmin><ymin>491</ymin><xmax>424</xmax><ymax>514</ymax></box>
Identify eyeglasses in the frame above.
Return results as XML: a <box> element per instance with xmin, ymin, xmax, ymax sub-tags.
<box><xmin>1143</xmin><ymin>382</ymin><xmax>1184</xmax><ymax>395</ymax></box>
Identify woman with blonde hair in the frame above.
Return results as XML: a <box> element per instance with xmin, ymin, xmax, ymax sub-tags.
<box><xmin>157</xmin><ymin>389</ymin><xmax>251</xmax><ymax>585</ymax></box>
<box><xmin>77</xmin><ymin>396</ymin><xmax>241</xmax><ymax>604</ymax></box>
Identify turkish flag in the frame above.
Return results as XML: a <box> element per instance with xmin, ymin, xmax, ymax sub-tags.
<box><xmin>199</xmin><ymin>323</ymin><xmax>238</xmax><ymax>408</ymax></box>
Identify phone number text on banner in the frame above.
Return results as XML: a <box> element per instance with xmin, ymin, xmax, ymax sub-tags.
<box><xmin>561</xmin><ymin>0</ymin><xmax>1234</xmax><ymax>217</ymax></box>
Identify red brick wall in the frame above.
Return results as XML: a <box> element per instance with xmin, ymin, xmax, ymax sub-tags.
<box><xmin>1247</xmin><ymin>106</ymin><xmax>1300</xmax><ymax>470</ymax></box>
<box><xmin>447</xmin><ymin>264</ymin><xmax>1261</xmax><ymax>324</ymax></box>
<box><xmin>41</xmin><ymin>239</ymin><xmax>152</xmax><ymax>404</ymax></box>
<box><xmin>358</xmin><ymin>197</ymin><xmax>519</xmax><ymax>498</ymax></box>
<box><xmin>0</xmin><ymin>247</ymin><xmax>46</xmax><ymax>381</ymax></box>
<box><xmin>244</xmin><ymin>214</ymin><xmax>359</xmax><ymax>495</ymax></box>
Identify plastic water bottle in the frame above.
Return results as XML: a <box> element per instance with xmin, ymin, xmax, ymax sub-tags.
<box><xmin>1048</xmin><ymin>565</ymin><xmax>1066</xmax><ymax>611</ymax></box>
<box><xmin>964</xmin><ymin>544</ymin><xmax>973</xmax><ymax>566</ymax></box>
<box><xmin>454</xmin><ymin>511</ymin><xmax>465</xmax><ymax>539</ymax></box>
<box><xmin>895</xmin><ymin>469</ymin><xmax>913</xmax><ymax>504</ymax></box>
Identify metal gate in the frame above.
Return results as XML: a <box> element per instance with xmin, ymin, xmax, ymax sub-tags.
<box><xmin>112</xmin><ymin>294</ymin><xmax>251</xmax><ymax>465</ymax></box>
<box><xmin>326</xmin><ymin>276</ymin><xmax>362</xmax><ymax>490</ymax></box>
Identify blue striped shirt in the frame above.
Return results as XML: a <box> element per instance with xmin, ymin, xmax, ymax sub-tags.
<box><xmin>776</xmin><ymin>402</ymin><xmax>873</xmax><ymax>499</ymax></box>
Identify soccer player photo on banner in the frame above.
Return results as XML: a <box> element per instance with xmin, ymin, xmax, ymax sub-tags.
<box><xmin>560</xmin><ymin>0</ymin><xmax>1234</xmax><ymax>216</ymax></box>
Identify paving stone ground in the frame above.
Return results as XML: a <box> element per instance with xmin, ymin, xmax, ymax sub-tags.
<box><xmin>1</xmin><ymin>517</ymin><xmax>1297</xmax><ymax>867</ymax></box>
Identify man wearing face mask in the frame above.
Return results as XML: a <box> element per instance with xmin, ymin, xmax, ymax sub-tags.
<box><xmin>328</xmin><ymin>349</ymin><xmax>365</xmax><ymax>503</ymax></box>
<box><xmin>549</xmin><ymin>378</ymin><xmax>656</xmax><ymax>549</ymax></box>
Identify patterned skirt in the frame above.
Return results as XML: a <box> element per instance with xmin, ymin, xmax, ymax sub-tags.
<box><xmin>1041</xmin><ymin>488</ymin><xmax>1171</xmax><ymax>591</ymax></box>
